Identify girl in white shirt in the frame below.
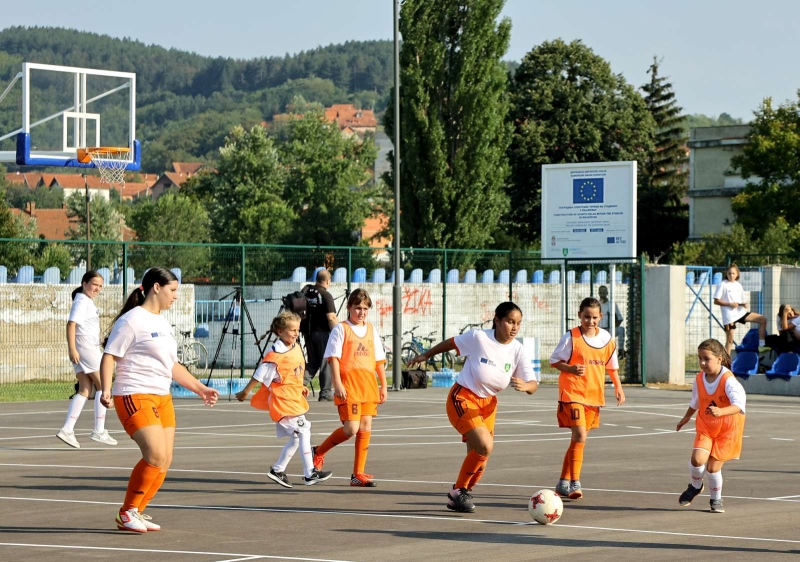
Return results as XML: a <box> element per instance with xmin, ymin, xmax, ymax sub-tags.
<box><xmin>100</xmin><ymin>267</ymin><xmax>219</xmax><ymax>533</ymax></box>
<box><xmin>57</xmin><ymin>270</ymin><xmax>117</xmax><ymax>448</ymax></box>
<box><xmin>408</xmin><ymin>302</ymin><xmax>539</xmax><ymax>514</ymax></box>
<box><xmin>713</xmin><ymin>264</ymin><xmax>767</xmax><ymax>354</ymax></box>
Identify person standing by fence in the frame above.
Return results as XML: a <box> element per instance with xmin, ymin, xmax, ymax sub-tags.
<box><xmin>302</xmin><ymin>269</ymin><xmax>338</xmax><ymax>401</ymax></box>
<box><xmin>713</xmin><ymin>264</ymin><xmax>767</xmax><ymax>354</ymax></box>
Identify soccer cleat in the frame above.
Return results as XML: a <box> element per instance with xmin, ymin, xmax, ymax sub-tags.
<box><xmin>304</xmin><ymin>468</ymin><xmax>333</xmax><ymax>486</ymax></box>
<box><xmin>116</xmin><ymin>508</ymin><xmax>148</xmax><ymax>533</ymax></box>
<box><xmin>554</xmin><ymin>479</ymin><xmax>570</xmax><ymax>498</ymax></box>
<box><xmin>267</xmin><ymin>468</ymin><xmax>293</xmax><ymax>488</ymax></box>
<box><xmin>350</xmin><ymin>473</ymin><xmax>377</xmax><ymax>487</ymax></box>
<box><xmin>568</xmin><ymin>480</ymin><xmax>583</xmax><ymax>500</ymax></box>
<box><xmin>446</xmin><ymin>487</ymin><xmax>476</xmax><ymax>513</ymax></box>
<box><xmin>90</xmin><ymin>429</ymin><xmax>118</xmax><ymax>446</ymax></box>
<box><xmin>56</xmin><ymin>429</ymin><xmax>80</xmax><ymax>449</ymax></box>
<box><xmin>679</xmin><ymin>483</ymin><xmax>704</xmax><ymax>506</ymax></box>
<box><xmin>311</xmin><ymin>446</ymin><xmax>325</xmax><ymax>471</ymax></box>
<box><xmin>135</xmin><ymin>511</ymin><xmax>160</xmax><ymax>531</ymax></box>
<box><xmin>710</xmin><ymin>499</ymin><xmax>725</xmax><ymax>513</ymax></box>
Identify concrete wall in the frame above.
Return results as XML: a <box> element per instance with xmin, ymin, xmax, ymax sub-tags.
<box><xmin>645</xmin><ymin>265</ymin><xmax>686</xmax><ymax>383</ymax></box>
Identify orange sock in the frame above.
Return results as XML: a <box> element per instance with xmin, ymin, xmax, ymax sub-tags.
<box><xmin>138</xmin><ymin>469</ymin><xmax>168</xmax><ymax>513</ymax></box>
<box><xmin>353</xmin><ymin>430</ymin><xmax>371</xmax><ymax>475</ymax></box>
<box><xmin>122</xmin><ymin>459</ymin><xmax>161</xmax><ymax>511</ymax></box>
<box><xmin>316</xmin><ymin>427</ymin><xmax>350</xmax><ymax>456</ymax></box>
<box><xmin>560</xmin><ymin>446</ymin><xmax>572</xmax><ymax>480</ymax></box>
<box><xmin>455</xmin><ymin>450</ymin><xmax>488</xmax><ymax>490</ymax></box>
<box><xmin>570</xmin><ymin>441</ymin><xmax>585</xmax><ymax>481</ymax></box>
<box><xmin>465</xmin><ymin>457</ymin><xmax>489</xmax><ymax>490</ymax></box>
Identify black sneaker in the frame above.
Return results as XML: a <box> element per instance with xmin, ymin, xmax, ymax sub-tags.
<box><xmin>679</xmin><ymin>483</ymin><xmax>704</xmax><ymax>506</ymax></box>
<box><xmin>350</xmin><ymin>473</ymin><xmax>377</xmax><ymax>487</ymax></box>
<box><xmin>318</xmin><ymin>393</ymin><xmax>334</xmax><ymax>402</ymax></box>
<box><xmin>446</xmin><ymin>487</ymin><xmax>476</xmax><ymax>513</ymax></box>
<box><xmin>710</xmin><ymin>498</ymin><xmax>725</xmax><ymax>513</ymax></box>
<box><xmin>267</xmin><ymin>468</ymin><xmax>293</xmax><ymax>489</ymax></box>
<box><xmin>304</xmin><ymin>468</ymin><xmax>333</xmax><ymax>486</ymax></box>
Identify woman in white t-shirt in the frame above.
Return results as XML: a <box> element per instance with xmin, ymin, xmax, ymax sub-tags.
<box><xmin>57</xmin><ymin>270</ymin><xmax>117</xmax><ymax>449</ymax></box>
<box><xmin>407</xmin><ymin>302</ymin><xmax>540</xmax><ymax>514</ymax></box>
<box><xmin>100</xmin><ymin>267</ymin><xmax>219</xmax><ymax>533</ymax></box>
<box><xmin>713</xmin><ymin>264</ymin><xmax>767</xmax><ymax>354</ymax></box>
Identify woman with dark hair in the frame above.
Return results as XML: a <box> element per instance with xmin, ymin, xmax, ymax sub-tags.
<box><xmin>57</xmin><ymin>270</ymin><xmax>117</xmax><ymax>448</ymax></box>
<box><xmin>408</xmin><ymin>302</ymin><xmax>539</xmax><ymax>513</ymax></box>
<box><xmin>100</xmin><ymin>267</ymin><xmax>219</xmax><ymax>533</ymax></box>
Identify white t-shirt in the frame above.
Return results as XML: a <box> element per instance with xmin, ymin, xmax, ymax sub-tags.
<box><xmin>323</xmin><ymin>320</ymin><xmax>386</xmax><ymax>362</ymax></box>
<box><xmin>713</xmin><ymin>280</ymin><xmax>747</xmax><ymax>326</ymax></box>
<box><xmin>689</xmin><ymin>366</ymin><xmax>747</xmax><ymax>413</ymax></box>
<box><xmin>68</xmin><ymin>293</ymin><xmax>100</xmax><ymax>347</ymax></box>
<box><xmin>106</xmin><ymin>307</ymin><xmax>178</xmax><ymax>395</ymax></box>
<box><xmin>598</xmin><ymin>300</ymin><xmax>623</xmax><ymax>330</ymax></box>
<box><xmin>252</xmin><ymin>340</ymin><xmax>293</xmax><ymax>385</ymax></box>
<box><xmin>549</xmin><ymin>328</ymin><xmax>620</xmax><ymax>370</ymax></box>
<box><xmin>452</xmin><ymin>329</ymin><xmax>537</xmax><ymax>398</ymax></box>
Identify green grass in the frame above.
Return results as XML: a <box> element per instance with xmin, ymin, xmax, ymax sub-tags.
<box><xmin>0</xmin><ymin>381</ymin><xmax>75</xmax><ymax>402</ymax></box>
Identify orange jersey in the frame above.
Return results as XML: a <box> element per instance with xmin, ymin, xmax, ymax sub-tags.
<box><xmin>335</xmin><ymin>322</ymin><xmax>380</xmax><ymax>406</ymax></box>
<box><xmin>694</xmin><ymin>370</ymin><xmax>745</xmax><ymax>461</ymax></box>
<box><xmin>264</xmin><ymin>343</ymin><xmax>308</xmax><ymax>422</ymax></box>
<box><xmin>558</xmin><ymin>327</ymin><xmax>616</xmax><ymax>407</ymax></box>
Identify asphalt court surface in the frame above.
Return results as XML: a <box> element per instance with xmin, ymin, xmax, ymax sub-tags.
<box><xmin>1</xmin><ymin>385</ymin><xmax>799</xmax><ymax>561</ymax></box>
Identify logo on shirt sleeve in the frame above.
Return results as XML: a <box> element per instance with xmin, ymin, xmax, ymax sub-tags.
<box><xmin>151</xmin><ymin>333</ymin><xmax>159</xmax><ymax>338</ymax></box>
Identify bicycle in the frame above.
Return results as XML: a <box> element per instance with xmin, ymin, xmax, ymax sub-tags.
<box><xmin>453</xmin><ymin>320</ymin><xmax>491</xmax><ymax>365</ymax></box>
<box><xmin>175</xmin><ymin>328</ymin><xmax>209</xmax><ymax>374</ymax></box>
<box><xmin>400</xmin><ymin>326</ymin><xmax>454</xmax><ymax>370</ymax></box>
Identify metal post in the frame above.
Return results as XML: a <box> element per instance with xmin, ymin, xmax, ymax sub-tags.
<box><xmin>442</xmin><ymin>249</ymin><xmax>448</xmax><ymax>341</ymax></box>
<box><xmin>122</xmin><ymin>242</ymin><xmax>128</xmax><ymax>304</ymax></box>
<box><xmin>640</xmin><ymin>254</ymin><xmax>646</xmax><ymax>386</ymax></box>
<box><xmin>507</xmin><ymin>251</ymin><xmax>513</xmax><ymax>301</ymax></box>
<box><xmin>240</xmin><ymin>245</ymin><xmax>246</xmax><ymax>380</ymax></box>
<box><xmin>84</xmin><ymin>175</ymin><xmax>91</xmax><ymax>270</ymax></box>
<box><xmin>609</xmin><ymin>263</ymin><xmax>616</xmax><ymax>343</ymax></box>
<box><xmin>347</xmin><ymin>247</ymin><xmax>352</xmax><ymax>296</ymax></box>
<box><xmin>391</xmin><ymin>0</ymin><xmax>402</xmax><ymax>391</ymax></box>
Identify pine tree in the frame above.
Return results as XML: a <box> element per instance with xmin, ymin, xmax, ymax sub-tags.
<box><xmin>383</xmin><ymin>0</ymin><xmax>512</xmax><ymax>249</ymax></box>
<box><xmin>639</xmin><ymin>57</ymin><xmax>689</xmax><ymax>259</ymax></box>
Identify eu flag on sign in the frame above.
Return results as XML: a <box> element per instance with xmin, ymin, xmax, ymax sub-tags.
<box><xmin>572</xmin><ymin>178</ymin><xmax>604</xmax><ymax>204</ymax></box>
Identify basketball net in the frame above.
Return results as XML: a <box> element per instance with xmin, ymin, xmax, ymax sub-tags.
<box><xmin>86</xmin><ymin>147</ymin><xmax>129</xmax><ymax>186</ymax></box>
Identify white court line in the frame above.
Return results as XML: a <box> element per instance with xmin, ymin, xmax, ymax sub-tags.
<box><xmin>612</xmin><ymin>409</ymin><xmax>686</xmax><ymax>419</ymax></box>
<box><xmin>2</xmin><ymin>496</ymin><xmax>800</xmax><ymax>547</ymax></box>
<box><xmin>0</xmin><ymin>542</ymin><xmax>352</xmax><ymax>562</ymax></box>
<box><xmin>769</xmin><ymin>495</ymin><xmax>800</xmax><ymax>500</ymax></box>
<box><xmin>770</xmin><ymin>437</ymin><xmax>794</xmax><ymax>441</ymax></box>
<box><xmin>626</xmin><ymin>426</ymin><xmax>643</xmax><ymax>429</ymax></box>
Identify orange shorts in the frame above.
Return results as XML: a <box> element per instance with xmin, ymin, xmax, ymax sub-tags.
<box><xmin>693</xmin><ymin>432</ymin><xmax>743</xmax><ymax>462</ymax></box>
<box><xmin>114</xmin><ymin>394</ymin><xmax>176</xmax><ymax>437</ymax></box>
<box><xmin>446</xmin><ymin>383</ymin><xmax>497</xmax><ymax>442</ymax></box>
<box><xmin>557</xmin><ymin>402</ymin><xmax>600</xmax><ymax>430</ymax></box>
<box><xmin>338</xmin><ymin>402</ymin><xmax>378</xmax><ymax>422</ymax></box>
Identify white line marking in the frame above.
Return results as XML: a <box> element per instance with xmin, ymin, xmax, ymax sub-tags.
<box><xmin>770</xmin><ymin>438</ymin><xmax>794</xmax><ymax>441</ymax></box>
<box><xmin>626</xmin><ymin>426</ymin><xmax>643</xmax><ymax>429</ymax></box>
<box><xmin>769</xmin><ymin>495</ymin><xmax>800</xmax><ymax>500</ymax></box>
<box><xmin>604</xmin><ymin>423</ymin><xmax>617</xmax><ymax>426</ymax></box>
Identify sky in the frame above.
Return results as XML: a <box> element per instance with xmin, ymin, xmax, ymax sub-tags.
<box><xmin>3</xmin><ymin>0</ymin><xmax>799</xmax><ymax>119</ymax></box>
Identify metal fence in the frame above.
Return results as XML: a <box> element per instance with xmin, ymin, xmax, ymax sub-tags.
<box><xmin>0</xmin><ymin>238</ymin><xmax>643</xmax><ymax>401</ymax></box>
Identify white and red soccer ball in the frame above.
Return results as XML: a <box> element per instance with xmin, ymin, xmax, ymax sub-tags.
<box><xmin>528</xmin><ymin>489</ymin><xmax>563</xmax><ymax>525</ymax></box>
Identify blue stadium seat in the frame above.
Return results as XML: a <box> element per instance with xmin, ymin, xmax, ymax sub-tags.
<box><xmin>686</xmin><ymin>271</ymin><xmax>695</xmax><ymax>285</ymax></box>
<box><xmin>408</xmin><ymin>269</ymin><xmax>423</xmax><ymax>283</ymax></box>
<box><xmin>532</xmin><ymin>270</ymin><xmax>544</xmax><ymax>284</ymax></box>
<box><xmin>497</xmin><ymin>270</ymin><xmax>510</xmax><ymax>284</ymax></box>
<box><xmin>352</xmin><ymin>268</ymin><xmax>367</xmax><ymax>283</ymax></box>
<box><xmin>96</xmin><ymin>267</ymin><xmax>111</xmax><ymax>285</ymax></box>
<box><xmin>310</xmin><ymin>266</ymin><xmax>325</xmax><ymax>282</ymax></box>
<box><xmin>425</xmin><ymin>269</ymin><xmax>441</xmax><ymax>283</ymax></box>
<box><xmin>446</xmin><ymin>269</ymin><xmax>460</xmax><ymax>284</ymax></box>
<box><xmin>566</xmin><ymin>270</ymin><xmax>575</xmax><ymax>284</ymax></box>
<box><xmin>549</xmin><ymin>270</ymin><xmax>561</xmax><ymax>284</ymax></box>
<box><xmin>388</xmin><ymin>269</ymin><xmax>405</xmax><ymax>283</ymax></box>
<box><xmin>370</xmin><ymin>268</ymin><xmax>385</xmax><ymax>283</ymax></box>
<box><xmin>0</xmin><ymin>265</ymin><xmax>6</xmax><ymax>284</ymax></box>
<box><xmin>731</xmin><ymin>351</ymin><xmax>759</xmax><ymax>379</ymax></box>
<box><xmin>595</xmin><ymin>270</ymin><xmax>607</xmax><ymax>284</ymax></box>
<box><xmin>766</xmin><ymin>352</ymin><xmax>800</xmax><ymax>378</ymax></box>
<box><xmin>580</xmin><ymin>270</ymin><xmax>590</xmax><ymax>284</ymax></box>
<box><xmin>42</xmin><ymin>267</ymin><xmax>60</xmax><ymax>284</ymax></box>
<box><xmin>289</xmin><ymin>267</ymin><xmax>306</xmax><ymax>283</ymax></box>
<box><xmin>480</xmin><ymin>270</ymin><xmax>494</xmax><ymax>284</ymax></box>
<box><xmin>712</xmin><ymin>272</ymin><xmax>723</xmax><ymax>285</ymax></box>
<box><xmin>462</xmin><ymin>269</ymin><xmax>476</xmax><ymax>283</ymax></box>
<box><xmin>112</xmin><ymin>267</ymin><xmax>135</xmax><ymax>285</ymax></box>
<box><xmin>735</xmin><ymin>328</ymin><xmax>760</xmax><ymax>352</ymax></box>
<box><xmin>332</xmin><ymin>268</ymin><xmax>347</xmax><ymax>283</ymax></box>
<box><xmin>615</xmin><ymin>270</ymin><xmax>623</xmax><ymax>284</ymax></box>
<box><xmin>13</xmin><ymin>265</ymin><xmax>34</xmax><ymax>284</ymax></box>
<box><xmin>170</xmin><ymin>267</ymin><xmax>182</xmax><ymax>283</ymax></box>
<box><xmin>514</xmin><ymin>270</ymin><xmax>528</xmax><ymax>284</ymax></box>
<box><xmin>697</xmin><ymin>271</ymin><xmax>709</xmax><ymax>286</ymax></box>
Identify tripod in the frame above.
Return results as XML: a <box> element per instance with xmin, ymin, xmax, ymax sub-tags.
<box><xmin>204</xmin><ymin>287</ymin><xmax>266</xmax><ymax>398</ymax></box>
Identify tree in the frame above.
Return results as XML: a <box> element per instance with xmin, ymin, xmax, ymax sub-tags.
<box><xmin>507</xmin><ymin>39</ymin><xmax>656</xmax><ymax>246</ymax></box>
<box><xmin>638</xmin><ymin>57</ymin><xmax>688</xmax><ymax>260</ymax></box>
<box><xmin>0</xmin><ymin>189</ymin><xmax>37</xmax><ymax>274</ymax></box>
<box><xmin>730</xmin><ymin>93</ymin><xmax>800</xmax><ymax>238</ymax></box>
<box><xmin>65</xmin><ymin>192</ymin><xmax>125</xmax><ymax>269</ymax></box>
<box><xmin>384</xmin><ymin>0</ymin><xmax>512</xmax><ymax>249</ymax></box>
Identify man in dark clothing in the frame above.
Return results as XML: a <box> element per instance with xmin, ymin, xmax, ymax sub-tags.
<box><xmin>303</xmin><ymin>269</ymin><xmax>338</xmax><ymax>401</ymax></box>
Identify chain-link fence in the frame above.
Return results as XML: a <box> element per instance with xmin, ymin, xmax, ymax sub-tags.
<box><xmin>0</xmin><ymin>238</ymin><xmax>643</xmax><ymax>401</ymax></box>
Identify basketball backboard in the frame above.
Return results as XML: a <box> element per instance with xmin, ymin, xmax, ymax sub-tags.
<box><xmin>0</xmin><ymin>62</ymin><xmax>140</xmax><ymax>170</ymax></box>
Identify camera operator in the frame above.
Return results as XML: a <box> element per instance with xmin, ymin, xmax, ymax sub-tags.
<box><xmin>303</xmin><ymin>270</ymin><xmax>338</xmax><ymax>401</ymax></box>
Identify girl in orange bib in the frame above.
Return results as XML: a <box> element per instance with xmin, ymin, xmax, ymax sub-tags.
<box><xmin>677</xmin><ymin>338</ymin><xmax>746</xmax><ymax>513</ymax></box>
<box><xmin>312</xmin><ymin>289</ymin><xmax>387</xmax><ymax>488</ymax></box>
<box><xmin>236</xmin><ymin>311</ymin><xmax>332</xmax><ymax>488</ymax></box>
<box><xmin>550</xmin><ymin>297</ymin><xmax>625</xmax><ymax>500</ymax></box>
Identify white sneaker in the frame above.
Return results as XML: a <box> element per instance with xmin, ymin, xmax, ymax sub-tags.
<box><xmin>56</xmin><ymin>429</ymin><xmax>80</xmax><ymax>449</ymax></box>
<box><xmin>116</xmin><ymin>508</ymin><xmax>148</xmax><ymax>533</ymax></box>
<box><xmin>136</xmin><ymin>511</ymin><xmax>161</xmax><ymax>531</ymax></box>
<box><xmin>90</xmin><ymin>430</ymin><xmax>118</xmax><ymax>446</ymax></box>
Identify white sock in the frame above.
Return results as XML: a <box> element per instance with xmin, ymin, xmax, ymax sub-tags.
<box><xmin>299</xmin><ymin>428</ymin><xmax>314</xmax><ymax>478</ymax></box>
<box><xmin>759</xmin><ymin>339</ymin><xmax>766</xmax><ymax>347</ymax></box>
<box><xmin>62</xmin><ymin>394</ymin><xmax>87</xmax><ymax>432</ymax></box>
<box><xmin>93</xmin><ymin>391</ymin><xmax>106</xmax><ymax>433</ymax></box>
<box><xmin>708</xmin><ymin>471</ymin><xmax>723</xmax><ymax>500</ymax></box>
<box><xmin>689</xmin><ymin>461</ymin><xmax>705</xmax><ymax>489</ymax></box>
<box><xmin>273</xmin><ymin>435</ymin><xmax>299</xmax><ymax>473</ymax></box>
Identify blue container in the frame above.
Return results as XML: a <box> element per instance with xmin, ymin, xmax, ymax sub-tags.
<box><xmin>431</xmin><ymin>369</ymin><xmax>457</xmax><ymax>388</ymax></box>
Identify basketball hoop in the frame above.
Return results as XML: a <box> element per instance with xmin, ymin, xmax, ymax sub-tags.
<box><xmin>76</xmin><ymin>147</ymin><xmax>130</xmax><ymax>186</ymax></box>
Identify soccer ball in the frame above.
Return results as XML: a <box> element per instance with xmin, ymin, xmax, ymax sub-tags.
<box><xmin>528</xmin><ymin>489</ymin><xmax>563</xmax><ymax>525</ymax></box>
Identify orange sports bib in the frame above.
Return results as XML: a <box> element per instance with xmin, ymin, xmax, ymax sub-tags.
<box><xmin>694</xmin><ymin>370</ymin><xmax>745</xmax><ymax>458</ymax></box>
<box><xmin>558</xmin><ymin>327</ymin><xmax>615</xmax><ymax>407</ymax></box>
<box><xmin>263</xmin><ymin>343</ymin><xmax>308</xmax><ymax>422</ymax></box>
<box><xmin>336</xmin><ymin>322</ymin><xmax>379</xmax><ymax>405</ymax></box>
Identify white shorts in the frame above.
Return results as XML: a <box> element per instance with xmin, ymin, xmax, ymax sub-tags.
<box><xmin>275</xmin><ymin>414</ymin><xmax>311</xmax><ymax>438</ymax></box>
<box><xmin>72</xmin><ymin>345</ymin><xmax>102</xmax><ymax>375</ymax></box>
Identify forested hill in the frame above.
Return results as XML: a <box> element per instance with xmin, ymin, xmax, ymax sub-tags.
<box><xmin>0</xmin><ymin>27</ymin><xmax>394</xmax><ymax>172</ymax></box>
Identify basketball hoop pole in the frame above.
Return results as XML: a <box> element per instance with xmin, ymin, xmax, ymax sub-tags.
<box><xmin>84</xmin><ymin>174</ymin><xmax>91</xmax><ymax>270</ymax></box>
